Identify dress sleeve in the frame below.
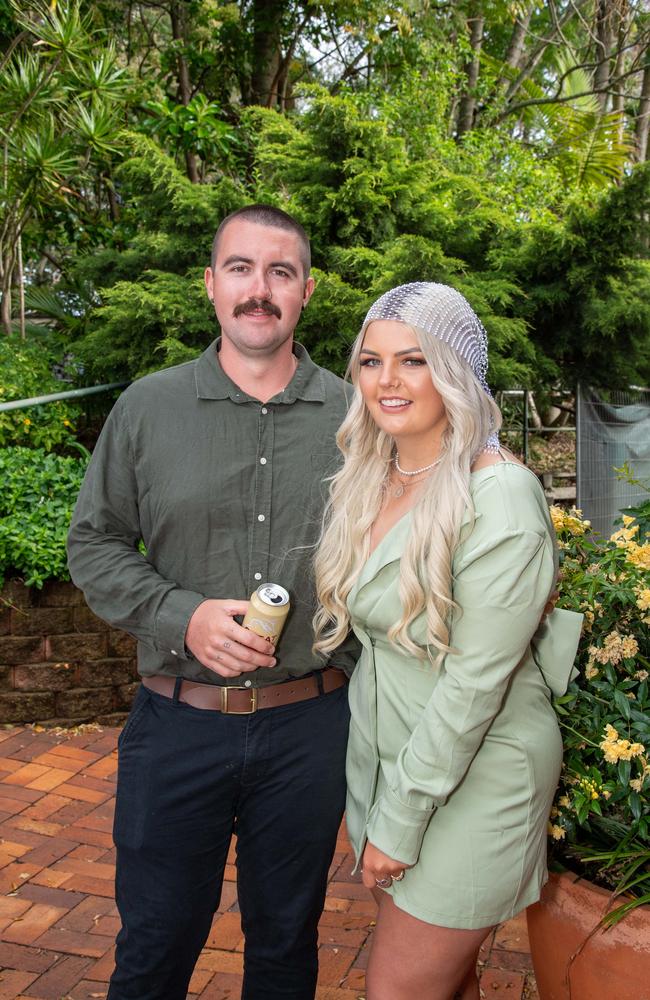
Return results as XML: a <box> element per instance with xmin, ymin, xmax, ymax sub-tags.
<box><xmin>67</xmin><ymin>396</ymin><xmax>205</xmax><ymax>658</ymax></box>
<box><xmin>365</xmin><ymin>486</ymin><xmax>561</xmax><ymax>865</ymax></box>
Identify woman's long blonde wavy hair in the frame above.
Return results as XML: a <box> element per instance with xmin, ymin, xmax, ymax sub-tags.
<box><xmin>313</xmin><ymin>324</ymin><xmax>502</xmax><ymax>665</ymax></box>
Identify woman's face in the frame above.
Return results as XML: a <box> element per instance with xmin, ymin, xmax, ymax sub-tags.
<box><xmin>358</xmin><ymin>320</ymin><xmax>448</xmax><ymax>454</ymax></box>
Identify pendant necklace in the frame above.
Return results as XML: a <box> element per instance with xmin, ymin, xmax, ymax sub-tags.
<box><xmin>391</xmin><ymin>454</ymin><xmax>442</xmax><ymax>498</ymax></box>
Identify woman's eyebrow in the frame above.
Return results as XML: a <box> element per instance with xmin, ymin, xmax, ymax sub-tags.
<box><xmin>359</xmin><ymin>347</ymin><xmax>422</xmax><ymax>356</ymax></box>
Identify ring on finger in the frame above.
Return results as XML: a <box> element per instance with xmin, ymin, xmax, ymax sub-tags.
<box><xmin>375</xmin><ymin>876</ymin><xmax>392</xmax><ymax>889</ymax></box>
<box><xmin>391</xmin><ymin>870</ymin><xmax>405</xmax><ymax>882</ymax></box>
<box><xmin>223</xmin><ymin>641</ymin><xmax>231</xmax><ymax>650</ymax></box>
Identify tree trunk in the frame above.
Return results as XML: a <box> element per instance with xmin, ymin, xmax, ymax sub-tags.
<box><xmin>169</xmin><ymin>0</ymin><xmax>199</xmax><ymax>183</ymax></box>
<box><xmin>636</xmin><ymin>59</ymin><xmax>650</xmax><ymax>162</ymax></box>
<box><xmin>1</xmin><ymin>271</ymin><xmax>12</xmax><ymax>334</ymax></box>
<box><xmin>250</xmin><ymin>0</ymin><xmax>284</xmax><ymax>107</ymax></box>
<box><xmin>610</xmin><ymin>8</ymin><xmax>628</xmax><ymax>143</ymax></box>
<box><xmin>17</xmin><ymin>233</ymin><xmax>24</xmax><ymax>340</ymax></box>
<box><xmin>457</xmin><ymin>11</ymin><xmax>484</xmax><ymax>136</ymax></box>
<box><xmin>504</xmin><ymin>4</ymin><xmax>533</xmax><ymax>71</ymax></box>
<box><xmin>502</xmin><ymin>5</ymin><xmax>579</xmax><ymax>108</ymax></box>
<box><xmin>593</xmin><ymin>0</ymin><xmax>614</xmax><ymax>110</ymax></box>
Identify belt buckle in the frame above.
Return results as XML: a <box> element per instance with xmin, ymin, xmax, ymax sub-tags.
<box><xmin>220</xmin><ymin>686</ymin><xmax>258</xmax><ymax>714</ymax></box>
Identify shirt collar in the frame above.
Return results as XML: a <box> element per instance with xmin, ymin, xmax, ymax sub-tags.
<box><xmin>194</xmin><ymin>338</ymin><xmax>328</xmax><ymax>404</ymax></box>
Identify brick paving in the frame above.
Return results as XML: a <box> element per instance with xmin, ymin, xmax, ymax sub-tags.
<box><xmin>0</xmin><ymin>725</ymin><xmax>538</xmax><ymax>999</ymax></box>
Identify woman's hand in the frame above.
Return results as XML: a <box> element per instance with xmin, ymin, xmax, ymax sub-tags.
<box><xmin>361</xmin><ymin>841</ymin><xmax>411</xmax><ymax>890</ymax></box>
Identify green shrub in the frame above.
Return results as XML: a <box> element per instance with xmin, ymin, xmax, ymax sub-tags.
<box><xmin>0</xmin><ymin>447</ymin><xmax>87</xmax><ymax>588</ymax></box>
<box><xmin>550</xmin><ymin>502</ymin><xmax>650</xmax><ymax>921</ymax></box>
<box><xmin>0</xmin><ymin>336</ymin><xmax>80</xmax><ymax>450</ymax></box>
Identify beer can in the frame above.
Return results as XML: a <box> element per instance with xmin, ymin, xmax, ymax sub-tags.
<box><xmin>242</xmin><ymin>583</ymin><xmax>290</xmax><ymax>645</ymax></box>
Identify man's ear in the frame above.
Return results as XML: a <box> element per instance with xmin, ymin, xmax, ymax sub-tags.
<box><xmin>302</xmin><ymin>275</ymin><xmax>315</xmax><ymax>309</ymax></box>
<box><xmin>204</xmin><ymin>266</ymin><xmax>215</xmax><ymax>302</ymax></box>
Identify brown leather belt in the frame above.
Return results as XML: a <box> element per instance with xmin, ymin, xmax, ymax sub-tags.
<box><xmin>142</xmin><ymin>669</ymin><xmax>347</xmax><ymax>715</ymax></box>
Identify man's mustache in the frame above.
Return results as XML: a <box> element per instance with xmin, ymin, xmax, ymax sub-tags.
<box><xmin>233</xmin><ymin>298</ymin><xmax>282</xmax><ymax>319</ymax></box>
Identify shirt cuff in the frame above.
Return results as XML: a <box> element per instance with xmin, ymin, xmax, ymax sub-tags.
<box><xmin>530</xmin><ymin>607</ymin><xmax>583</xmax><ymax>696</ymax></box>
<box><xmin>154</xmin><ymin>589</ymin><xmax>206</xmax><ymax>661</ymax></box>
<box><xmin>366</xmin><ymin>785</ymin><xmax>435</xmax><ymax>867</ymax></box>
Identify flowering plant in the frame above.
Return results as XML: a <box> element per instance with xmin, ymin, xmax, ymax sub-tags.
<box><xmin>549</xmin><ymin>499</ymin><xmax>650</xmax><ymax>922</ymax></box>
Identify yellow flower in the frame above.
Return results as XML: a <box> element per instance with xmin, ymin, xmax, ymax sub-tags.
<box><xmin>622</xmin><ymin>514</ymin><xmax>636</xmax><ymax>526</ymax></box>
<box><xmin>601</xmin><ymin>789</ymin><xmax>611</xmax><ymax>799</ymax></box>
<box><xmin>601</xmin><ymin>743</ymin><xmax>621</xmax><ymax>764</ymax></box>
<box><xmin>558</xmin><ymin>796</ymin><xmax>571</xmax><ymax>808</ymax></box>
<box><xmin>585</xmin><ymin>663</ymin><xmax>599</xmax><ymax>680</ymax></box>
<box><xmin>635</xmin><ymin>589</ymin><xmax>650</xmax><ymax>612</ymax></box>
<box><xmin>590</xmin><ymin>631</ymin><xmax>639</xmax><ymax>667</ymax></box>
<box><xmin>626</xmin><ymin>542</ymin><xmax>650</xmax><ymax>571</ymax></box>
<box><xmin>635</xmin><ymin>669</ymin><xmax>649</xmax><ymax>681</ymax></box>
<box><xmin>548</xmin><ymin>822</ymin><xmax>566</xmax><ymax>841</ymax></box>
<box><xmin>620</xmin><ymin>636</ymin><xmax>639</xmax><ymax>659</ymax></box>
<box><xmin>550</xmin><ymin>506</ymin><xmax>588</xmax><ymax>536</ymax></box>
<box><xmin>610</xmin><ymin>523</ymin><xmax>640</xmax><ymax>546</ymax></box>
<box><xmin>23</xmin><ymin>417</ymin><xmax>31</xmax><ymax>426</ymax></box>
<box><xmin>600</xmin><ymin>725</ymin><xmax>646</xmax><ymax>763</ymax></box>
<box><xmin>62</xmin><ymin>419</ymin><xmax>72</xmax><ymax>428</ymax></box>
<box><xmin>630</xmin><ymin>776</ymin><xmax>645</xmax><ymax>793</ymax></box>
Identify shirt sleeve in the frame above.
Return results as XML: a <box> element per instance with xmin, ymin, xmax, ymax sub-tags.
<box><xmin>67</xmin><ymin>396</ymin><xmax>205</xmax><ymax>658</ymax></box>
<box><xmin>365</xmin><ymin>522</ymin><xmax>557</xmax><ymax>866</ymax></box>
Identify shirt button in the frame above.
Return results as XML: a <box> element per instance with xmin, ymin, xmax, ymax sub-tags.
<box><xmin>261</xmin><ymin>407</ymin><xmax>268</xmax><ymax>414</ymax></box>
<box><xmin>258</xmin><ymin>514</ymin><xmax>265</xmax><ymax>522</ymax></box>
<box><xmin>254</xmin><ymin>572</ymin><xmax>262</xmax><ymax>580</ymax></box>
<box><xmin>170</xmin><ymin>649</ymin><xmax>177</xmax><ymax>656</ymax></box>
<box><xmin>260</xmin><ymin>457</ymin><xmax>267</xmax><ymax>465</ymax></box>
<box><xmin>244</xmin><ymin>679</ymin><xmax>252</xmax><ymax>688</ymax></box>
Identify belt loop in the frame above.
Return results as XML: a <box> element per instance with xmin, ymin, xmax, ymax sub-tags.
<box><xmin>172</xmin><ymin>676</ymin><xmax>183</xmax><ymax>704</ymax></box>
<box><xmin>315</xmin><ymin>670</ymin><xmax>325</xmax><ymax>696</ymax></box>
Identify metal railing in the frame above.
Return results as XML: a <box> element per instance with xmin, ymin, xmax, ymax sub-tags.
<box><xmin>497</xmin><ymin>389</ymin><xmax>575</xmax><ymax>465</ymax></box>
<box><xmin>0</xmin><ymin>382</ymin><xmax>129</xmax><ymax>414</ymax></box>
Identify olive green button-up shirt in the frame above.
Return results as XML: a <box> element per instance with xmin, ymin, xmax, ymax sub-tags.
<box><xmin>67</xmin><ymin>339</ymin><xmax>358</xmax><ymax>686</ymax></box>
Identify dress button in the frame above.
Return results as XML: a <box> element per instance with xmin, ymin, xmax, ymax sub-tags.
<box><xmin>254</xmin><ymin>572</ymin><xmax>262</xmax><ymax>580</ymax></box>
<box><xmin>258</xmin><ymin>514</ymin><xmax>265</xmax><ymax>522</ymax></box>
<box><xmin>244</xmin><ymin>679</ymin><xmax>252</xmax><ymax>688</ymax></box>
<box><xmin>260</xmin><ymin>457</ymin><xmax>267</xmax><ymax>465</ymax></box>
<box><xmin>261</xmin><ymin>407</ymin><xmax>268</xmax><ymax>414</ymax></box>
<box><xmin>170</xmin><ymin>649</ymin><xmax>178</xmax><ymax>656</ymax></box>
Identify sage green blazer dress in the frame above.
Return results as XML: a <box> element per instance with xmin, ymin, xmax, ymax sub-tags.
<box><xmin>345</xmin><ymin>463</ymin><xmax>583</xmax><ymax>929</ymax></box>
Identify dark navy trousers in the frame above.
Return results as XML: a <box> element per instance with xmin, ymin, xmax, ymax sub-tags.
<box><xmin>107</xmin><ymin>681</ymin><xmax>350</xmax><ymax>1000</ymax></box>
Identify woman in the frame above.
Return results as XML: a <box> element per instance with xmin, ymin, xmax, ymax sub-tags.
<box><xmin>314</xmin><ymin>283</ymin><xmax>582</xmax><ymax>1000</ymax></box>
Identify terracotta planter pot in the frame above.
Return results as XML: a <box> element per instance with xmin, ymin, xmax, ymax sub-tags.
<box><xmin>527</xmin><ymin>870</ymin><xmax>650</xmax><ymax>1000</ymax></box>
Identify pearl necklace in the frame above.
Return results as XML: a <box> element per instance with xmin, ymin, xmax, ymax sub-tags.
<box><xmin>390</xmin><ymin>455</ymin><xmax>442</xmax><ymax>498</ymax></box>
<box><xmin>394</xmin><ymin>454</ymin><xmax>442</xmax><ymax>476</ymax></box>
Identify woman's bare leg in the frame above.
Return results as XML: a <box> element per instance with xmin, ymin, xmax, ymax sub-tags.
<box><xmin>365</xmin><ymin>892</ymin><xmax>493</xmax><ymax>1000</ymax></box>
<box><xmin>452</xmin><ymin>961</ymin><xmax>481</xmax><ymax>1000</ymax></box>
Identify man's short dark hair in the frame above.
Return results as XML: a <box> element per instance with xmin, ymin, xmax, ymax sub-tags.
<box><xmin>211</xmin><ymin>204</ymin><xmax>311</xmax><ymax>278</ymax></box>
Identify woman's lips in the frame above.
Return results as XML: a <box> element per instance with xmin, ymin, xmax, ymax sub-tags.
<box><xmin>379</xmin><ymin>398</ymin><xmax>412</xmax><ymax>411</ymax></box>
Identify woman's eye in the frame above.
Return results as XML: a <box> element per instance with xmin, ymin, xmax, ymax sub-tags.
<box><xmin>359</xmin><ymin>358</ymin><xmax>380</xmax><ymax>367</ymax></box>
<box><xmin>403</xmin><ymin>358</ymin><xmax>426</xmax><ymax>366</ymax></box>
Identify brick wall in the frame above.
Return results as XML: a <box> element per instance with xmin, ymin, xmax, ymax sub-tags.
<box><xmin>0</xmin><ymin>579</ymin><xmax>139</xmax><ymax>726</ymax></box>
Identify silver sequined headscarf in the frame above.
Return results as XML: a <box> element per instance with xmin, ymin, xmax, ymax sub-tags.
<box><xmin>361</xmin><ymin>282</ymin><xmax>500</xmax><ymax>452</ymax></box>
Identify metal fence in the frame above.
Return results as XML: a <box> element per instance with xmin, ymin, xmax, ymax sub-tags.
<box><xmin>577</xmin><ymin>384</ymin><xmax>650</xmax><ymax>537</ymax></box>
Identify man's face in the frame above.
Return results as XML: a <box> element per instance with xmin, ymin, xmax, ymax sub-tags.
<box><xmin>205</xmin><ymin>219</ymin><xmax>314</xmax><ymax>358</ymax></box>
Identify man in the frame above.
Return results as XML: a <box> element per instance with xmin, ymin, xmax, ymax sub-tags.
<box><xmin>67</xmin><ymin>205</ymin><xmax>358</xmax><ymax>1000</ymax></box>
